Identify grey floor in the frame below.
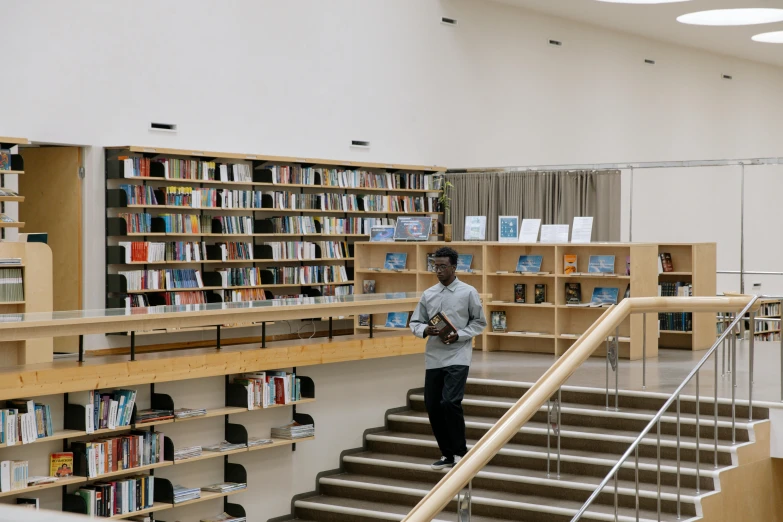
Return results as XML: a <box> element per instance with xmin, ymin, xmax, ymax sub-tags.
<box><xmin>470</xmin><ymin>338</ymin><xmax>783</xmax><ymax>407</ymax></box>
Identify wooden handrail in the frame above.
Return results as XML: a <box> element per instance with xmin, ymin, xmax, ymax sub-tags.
<box><xmin>401</xmin><ymin>295</ymin><xmax>756</xmax><ymax>522</ymax></box>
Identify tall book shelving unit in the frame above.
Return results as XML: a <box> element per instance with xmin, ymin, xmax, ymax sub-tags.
<box><xmin>105</xmin><ymin>146</ymin><xmax>444</xmax><ymax>337</ymax></box>
<box><xmin>0</xmin><ymin>136</ymin><xmax>27</xmax><ymax>236</ymax></box>
<box><xmin>354</xmin><ymin>241</ymin><xmax>717</xmax><ymax>360</ymax></box>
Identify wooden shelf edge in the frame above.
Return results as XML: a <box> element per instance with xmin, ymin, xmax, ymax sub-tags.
<box><xmin>109</xmin><ymin>502</ymin><xmax>174</xmax><ymax>520</ymax></box>
<box><xmin>84</xmin><ymin>460</ymin><xmax>173</xmax><ymax>481</ymax></box>
<box><xmin>0</xmin><ymin>476</ymin><xmax>86</xmax><ymax>498</ymax></box>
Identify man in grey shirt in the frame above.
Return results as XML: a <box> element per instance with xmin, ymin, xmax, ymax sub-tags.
<box><xmin>410</xmin><ymin>246</ymin><xmax>487</xmax><ymax>470</ymax></box>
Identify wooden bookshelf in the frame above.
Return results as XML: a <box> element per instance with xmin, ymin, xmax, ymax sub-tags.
<box><xmin>354</xmin><ymin>241</ymin><xmax>715</xmax><ymax>359</ymax></box>
<box><xmin>0</xmin><ymin>137</ymin><xmax>28</xmax><ymax>235</ymax></box>
<box><xmin>0</xmin><ymin>475</ymin><xmax>87</xmax><ymax>499</ymax></box>
<box><xmin>0</xmin><ymin>242</ymin><xmax>53</xmax><ymax>366</ymax></box>
<box><xmin>657</xmin><ymin>243</ymin><xmax>716</xmax><ymax>350</ymax></box>
<box><xmin>105</xmin><ymin>146</ymin><xmax>445</xmax><ymax>338</ymax></box>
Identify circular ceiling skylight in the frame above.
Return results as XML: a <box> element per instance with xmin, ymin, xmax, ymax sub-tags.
<box><xmin>753</xmin><ymin>31</ymin><xmax>783</xmax><ymax>43</ymax></box>
<box><xmin>677</xmin><ymin>8</ymin><xmax>783</xmax><ymax>26</ymax></box>
<box><xmin>595</xmin><ymin>0</ymin><xmax>691</xmax><ymax>3</ymax></box>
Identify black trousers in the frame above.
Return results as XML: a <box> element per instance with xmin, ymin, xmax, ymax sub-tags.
<box><xmin>424</xmin><ymin>365</ymin><xmax>469</xmax><ymax>459</ymax></box>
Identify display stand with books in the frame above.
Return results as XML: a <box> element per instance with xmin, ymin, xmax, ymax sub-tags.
<box><xmin>0</xmin><ymin>137</ymin><xmax>28</xmax><ymax>237</ymax></box>
<box><xmin>354</xmin><ymin>241</ymin><xmax>717</xmax><ymax>359</ymax></box>
<box><xmin>105</xmin><ymin>145</ymin><xmax>445</xmax><ymax>341</ymax></box>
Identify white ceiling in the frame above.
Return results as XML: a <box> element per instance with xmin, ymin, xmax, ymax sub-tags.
<box><xmin>492</xmin><ymin>0</ymin><xmax>783</xmax><ymax>67</ymax></box>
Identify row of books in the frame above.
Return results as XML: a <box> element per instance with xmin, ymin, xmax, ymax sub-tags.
<box><xmin>72</xmin><ymin>389</ymin><xmax>138</xmax><ymax>433</ymax></box>
<box><xmin>266</xmin><ymin>265</ymin><xmax>350</xmax><ymax>285</ymax></box>
<box><xmin>233</xmin><ymin>372</ymin><xmax>302</xmax><ymax>408</ymax></box>
<box><xmin>118</xmin><ymin>212</ymin><xmax>153</xmax><ymax>234</ymax></box>
<box><xmin>119</xmin><ymin>241</ymin><xmax>254</xmax><ymax>263</ymax></box>
<box><xmin>76</xmin><ymin>474</ymin><xmax>154</xmax><ymax>517</ymax></box>
<box><xmin>267</xmin><ymin>166</ymin><xmax>441</xmax><ymax>191</ymax></box>
<box><xmin>0</xmin><ymin>460</ymin><xmax>29</xmax><ymax>492</ymax></box>
<box><xmin>271</xmin><ymin>421</ymin><xmax>314</xmax><ymax>440</ymax></box>
<box><xmin>266</xmin><ymin>241</ymin><xmax>349</xmax><ymax>260</ymax></box>
<box><xmin>754</xmin><ymin>319</ymin><xmax>779</xmax><ymax>334</ymax></box>
<box><xmin>321</xmin><ymin>284</ymin><xmax>354</xmax><ymax>296</ymax></box>
<box><xmin>72</xmin><ymin>431</ymin><xmax>164</xmax><ymax>478</ymax></box>
<box><xmin>215</xmin><ymin>267</ymin><xmax>267</xmax><ymax>288</ymax></box>
<box><xmin>119</xmin><ymin>269</ymin><xmax>205</xmax><ymax>291</ymax></box>
<box><xmin>162</xmin><ymin>187</ymin><xmax>258</xmax><ymax>209</ymax></box>
<box><xmin>120</xmin><ymin>184</ymin><xmax>158</xmax><ymax>205</ymax></box>
<box><xmin>659</xmin><ymin>312</ymin><xmax>693</xmax><ymax>332</ymax></box>
<box><xmin>1</xmin><ymin>400</ymin><xmax>54</xmax><ymax>444</ymax></box>
<box><xmin>220</xmin><ymin>288</ymin><xmax>267</xmax><ymax>302</ymax></box>
<box><xmin>264</xmin><ymin>192</ymin><xmax>438</xmax><ymax>213</ymax></box>
<box><xmin>121</xmin><ymin>157</ymin><xmax>252</xmax><ymax>182</ymax></box>
<box><xmin>158</xmin><ymin>214</ymin><xmax>212</xmax><ymax>234</ymax></box>
<box><xmin>264</xmin><ymin>215</ymin><xmax>392</xmax><ymax>235</ymax></box>
<box><xmin>759</xmin><ymin>301</ymin><xmax>781</xmax><ymax>318</ymax></box>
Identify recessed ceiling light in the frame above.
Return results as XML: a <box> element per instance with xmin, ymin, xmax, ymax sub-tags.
<box><xmin>677</xmin><ymin>8</ymin><xmax>783</xmax><ymax>26</ymax></box>
<box><xmin>596</xmin><ymin>0</ymin><xmax>691</xmax><ymax>3</ymax></box>
<box><xmin>753</xmin><ymin>30</ymin><xmax>783</xmax><ymax>43</ymax></box>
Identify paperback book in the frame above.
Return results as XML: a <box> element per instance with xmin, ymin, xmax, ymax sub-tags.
<box><xmin>563</xmin><ymin>254</ymin><xmax>577</xmax><ymax>275</ymax></box>
<box><xmin>369</xmin><ymin>225</ymin><xmax>395</xmax><ymax>242</ymax></box>
<box><xmin>384</xmin><ymin>253</ymin><xmax>407</xmax><ymax>270</ymax></box>
<box><xmin>659</xmin><ymin>253</ymin><xmax>673</xmax><ymax>273</ymax></box>
<box><xmin>491</xmin><ymin>311</ymin><xmax>507</xmax><ymax>332</ymax></box>
<box><xmin>516</xmin><ymin>255</ymin><xmax>543</xmax><ymax>273</ymax></box>
<box><xmin>457</xmin><ymin>254</ymin><xmax>473</xmax><ymax>272</ymax></box>
<box><xmin>534</xmin><ymin>284</ymin><xmax>547</xmax><ymax>304</ymax></box>
<box><xmin>498</xmin><ymin>216</ymin><xmax>519</xmax><ymax>243</ymax></box>
<box><xmin>386</xmin><ymin>312</ymin><xmax>410</xmax><ymax>328</ymax></box>
<box><xmin>514</xmin><ymin>283</ymin><xmax>526</xmax><ymax>304</ymax></box>
<box><xmin>464</xmin><ymin>216</ymin><xmax>487</xmax><ymax>241</ymax></box>
<box><xmin>49</xmin><ymin>453</ymin><xmax>73</xmax><ymax>478</ymax></box>
<box><xmin>591</xmin><ymin>287</ymin><xmax>619</xmax><ymax>306</ymax></box>
<box><xmin>587</xmin><ymin>255</ymin><xmax>615</xmax><ymax>274</ymax></box>
<box><xmin>565</xmin><ymin>283</ymin><xmax>582</xmax><ymax>305</ymax></box>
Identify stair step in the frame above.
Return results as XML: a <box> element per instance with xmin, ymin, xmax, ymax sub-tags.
<box><xmin>342</xmin><ymin>451</ymin><xmax>704</xmax><ymax>500</ymax></box>
<box><xmin>409</xmin><ymin>392</ymin><xmax>754</xmax><ymax>430</ymax></box>
<box><xmin>388</xmin><ymin>410</ymin><xmax>741</xmax><ymax>460</ymax></box>
<box><xmin>295</xmin><ymin>489</ymin><xmax>688</xmax><ymax>522</ymax></box>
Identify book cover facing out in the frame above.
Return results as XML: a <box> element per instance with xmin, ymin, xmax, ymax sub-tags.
<box><xmin>428</xmin><ymin>311</ymin><xmax>457</xmax><ymax>341</ymax></box>
<box><xmin>50</xmin><ymin>452</ymin><xmax>74</xmax><ymax>477</ymax></box>
<box><xmin>591</xmin><ymin>287</ymin><xmax>619</xmax><ymax>305</ymax></box>
<box><xmin>0</xmin><ymin>150</ymin><xmax>10</xmax><ymax>171</ymax></box>
<box><xmin>491</xmin><ymin>310</ymin><xmax>507</xmax><ymax>331</ymax></box>
<box><xmin>514</xmin><ymin>283</ymin><xmax>526</xmax><ymax>303</ymax></box>
<box><xmin>464</xmin><ymin>216</ymin><xmax>487</xmax><ymax>241</ymax></box>
<box><xmin>394</xmin><ymin>216</ymin><xmax>431</xmax><ymax>241</ymax></box>
<box><xmin>370</xmin><ymin>226</ymin><xmax>395</xmax><ymax>242</ymax></box>
<box><xmin>534</xmin><ymin>284</ymin><xmax>547</xmax><ymax>304</ymax></box>
<box><xmin>587</xmin><ymin>255</ymin><xmax>615</xmax><ymax>274</ymax></box>
<box><xmin>363</xmin><ymin>280</ymin><xmax>376</xmax><ymax>293</ymax></box>
<box><xmin>565</xmin><ymin>283</ymin><xmax>582</xmax><ymax>304</ymax></box>
<box><xmin>427</xmin><ymin>254</ymin><xmax>436</xmax><ymax>272</ymax></box>
<box><xmin>384</xmin><ymin>253</ymin><xmax>408</xmax><ymax>270</ymax></box>
<box><xmin>386</xmin><ymin>312</ymin><xmax>410</xmax><ymax>328</ymax></box>
<box><xmin>498</xmin><ymin>216</ymin><xmax>519</xmax><ymax>243</ymax></box>
<box><xmin>516</xmin><ymin>255</ymin><xmax>543</xmax><ymax>273</ymax></box>
<box><xmin>563</xmin><ymin>254</ymin><xmax>577</xmax><ymax>275</ymax></box>
<box><xmin>457</xmin><ymin>254</ymin><xmax>473</xmax><ymax>272</ymax></box>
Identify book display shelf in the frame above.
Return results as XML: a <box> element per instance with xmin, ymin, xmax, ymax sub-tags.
<box><xmin>0</xmin><ymin>136</ymin><xmax>28</xmax><ymax>236</ymax></box>
<box><xmin>105</xmin><ymin>146</ymin><xmax>444</xmax><ymax>337</ymax></box>
<box><xmin>718</xmin><ymin>298</ymin><xmax>781</xmax><ymax>342</ymax></box>
<box><xmin>657</xmin><ymin>243</ymin><xmax>716</xmax><ymax>350</ymax></box>
<box><xmin>0</xmin><ymin>241</ymin><xmax>53</xmax><ymax>366</ymax></box>
<box><xmin>354</xmin><ymin>241</ymin><xmax>716</xmax><ymax>359</ymax></box>
<box><xmin>0</xmin><ymin>366</ymin><xmax>315</xmax><ymax>520</ymax></box>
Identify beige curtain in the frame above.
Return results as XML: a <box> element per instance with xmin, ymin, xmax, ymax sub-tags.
<box><xmin>446</xmin><ymin>170</ymin><xmax>620</xmax><ymax>242</ymax></box>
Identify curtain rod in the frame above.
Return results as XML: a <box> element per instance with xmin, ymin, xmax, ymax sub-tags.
<box><xmin>447</xmin><ymin>156</ymin><xmax>783</xmax><ymax>173</ymax></box>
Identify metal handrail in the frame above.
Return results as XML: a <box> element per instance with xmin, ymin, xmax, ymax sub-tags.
<box><xmin>570</xmin><ymin>295</ymin><xmax>760</xmax><ymax>521</ymax></box>
<box><xmin>400</xmin><ymin>296</ymin><xmax>756</xmax><ymax>522</ymax></box>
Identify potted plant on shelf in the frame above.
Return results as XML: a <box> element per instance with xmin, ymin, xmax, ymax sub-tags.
<box><xmin>438</xmin><ymin>180</ymin><xmax>454</xmax><ymax>242</ymax></box>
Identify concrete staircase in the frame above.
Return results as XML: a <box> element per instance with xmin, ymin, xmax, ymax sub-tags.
<box><xmin>271</xmin><ymin>378</ymin><xmax>769</xmax><ymax>522</ymax></box>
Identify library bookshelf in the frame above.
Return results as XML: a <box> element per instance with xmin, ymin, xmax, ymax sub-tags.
<box><xmin>657</xmin><ymin>243</ymin><xmax>716</xmax><ymax>350</ymax></box>
<box><xmin>0</xmin><ymin>137</ymin><xmax>28</xmax><ymax>236</ymax></box>
<box><xmin>104</xmin><ymin>145</ymin><xmax>445</xmax><ymax>337</ymax></box>
<box><xmin>354</xmin><ymin>241</ymin><xmax>716</xmax><ymax>360</ymax></box>
<box><xmin>0</xmin><ymin>364</ymin><xmax>315</xmax><ymax>520</ymax></box>
<box><xmin>718</xmin><ymin>298</ymin><xmax>781</xmax><ymax>342</ymax></box>
<box><xmin>0</xmin><ymin>241</ymin><xmax>53</xmax><ymax>365</ymax></box>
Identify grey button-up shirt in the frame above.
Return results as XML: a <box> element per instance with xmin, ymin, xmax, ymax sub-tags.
<box><xmin>410</xmin><ymin>278</ymin><xmax>487</xmax><ymax>369</ymax></box>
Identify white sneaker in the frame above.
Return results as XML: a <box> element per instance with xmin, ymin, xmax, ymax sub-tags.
<box><xmin>431</xmin><ymin>456</ymin><xmax>455</xmax><ymax>470</ymax></box>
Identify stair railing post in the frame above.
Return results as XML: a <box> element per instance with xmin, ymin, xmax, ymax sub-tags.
<box><xmin>695</xmin><ymin>371</ymin><xmax>700</xmax><ymax>494</ymax></box>
<box><xmin>714</xmin><ymin>345</ymin><xmax>719</xmax><ymax>469</ymax></box>
<box><xmin>605</xmin><ymin>336</ymin><xmax>610</xmax><ymax>410</ymax></box>
<box><xmin>547</xmin><ymin>397</ymin><xmax>551</xmax><ymax>479</ymax></box>
<box><xmin>676</xmin><ymin>395</ymin><xmax>681</xmax><ymax>520</ymax></box>
<box><xmin>780</xmin><ymin>300</ymin><xmax>783</xmax><ymax>402</ymax></box>
<box><xmin>614</xmin><ymin>328</ymin><xmax>619</xmax><ymax>411</ymax></box>
<box><xmin>642</xmin><ymin>314</ymin><xmax>647</xmax><ymax>390</ymax></box>
<box><xmin>457</xmin><ymin>479</ymin><xmax>471</xmax><ymax>522</ymax></box>
<box><xmin>749</xmin><ymin>311</ymin><xmax>755</xmax><ymax>421</ymax></box>
<box><xmin>557</xmin><ymin>387</ymin><xmax>562</xmax><ymax>479</ymax></box>
<box><xmin>635</xmin><ymin>445</ymin><xmax>640</xmax><ymax>522</ymax></box>
<box><xmin>656</xmin><ymin>419</ymin><xmax>662</xmax><ymax>521</ymax></box>
<box><xmin>732</xmin><ymin>321</ymin><xmax>737</xmax><ymax>445</ymax></box>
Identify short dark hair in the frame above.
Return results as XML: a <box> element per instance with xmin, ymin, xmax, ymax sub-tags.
<box><xmin>433</xmin><ymin>246</ymin><xmax>458</xmax><ymax>266</ymax></box>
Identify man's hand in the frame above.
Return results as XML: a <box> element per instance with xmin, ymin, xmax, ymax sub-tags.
<box><xmin>443</xmin><ymin>332</ymin><xmax>459</xmax><ymax>345</ymax></box>
<box><xmin>424</xmin><ymin>325</ymin><xmax>440</xmax><ymax>337</ymax></box>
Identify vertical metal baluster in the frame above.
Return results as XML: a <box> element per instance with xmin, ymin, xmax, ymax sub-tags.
<box><xmin>643</xmin><ymin>314</ymin><xmax>647</xmax><ymax>390</ymax></box>
<box><xmin>721</xmin><ymin>332</ymin><xmax>726</xmax><ymax>377</ymax></box>
<box><xmin>606</xmin><ymin>336</ymin><xmax>610</xmax><ymax>410</ymax></box>
<box><xmin>714</xmin><ymin>346</ymin><xmax>719</xmax><ymax>469</ymax></box>
<box><xmin>614</xmin><ymin>469</ymin><xmax>619</xmax><ymax>522</ymax></box>
<box><xmin>656</xmin><ymin>419</ymin><xmax>661</xmax><ymax>521</ymax></box>
<box><xmin>696</xmin><ymin>369</ymin><xmax>704</xmax><ymax>495</ymax></box>
<box><xmin>780</xmin><ymin>300</ymin><xmax>783</xmax><ymax>402</ymax></box>
<box><xmin>557</xmin><ymin>387</ymin><xmax>562</xmax><ymax>479</ymax></box>
<box><xmin>732</xmin><ymin>323</ymin><xmax>737</xmax><ymax>445</ymax></box>
<box><xmin>677</xmin><ymin>395</ymin><xmax>681</xmax><ymax>520</ymax></box>
<box><xmin>749</xmin><ymin>311</ymin><xmax>755</xmax><ymax>421</ymax></box>
<box><xmin>635</xmin><ymin>445</ymin><xmax>640</xmax><ymax>522</ymax></box>
<box><xmin>547</xmin><ymin>397</ymin><xmax>551</xmax><ymax>478</ymax></box>
<box><xmin>615</xmin><ymin>327</ymin><xmax>620</xmax><ymax>411</ymax></box>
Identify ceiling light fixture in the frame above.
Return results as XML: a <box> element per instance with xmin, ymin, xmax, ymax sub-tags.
<box><xmin>677</xmin><ymin>8</ymin><xmax>783</xmax><ymax>26</ymax></box>
<box><xmin>752</xmin><ymin>30</ymin><xmax>783</xmax><ymax>43</ymax></box>
<box><xmin>596</xmin><ymin>0</ymin><xmax>691</xmax><ymax>4</ymax></box>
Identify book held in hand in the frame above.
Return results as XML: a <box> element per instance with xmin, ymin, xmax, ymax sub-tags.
<box><xmin>428</xmin><ymin>312</ymin><xmax>457</xmax><ymax>341</ymax></box>
<box><xmin>516</xmin><ymin>255</ymin><xmax>543</xmax><ymax>273</ymax></box>
<box><xmin>491</xmin><ymin>310</ymin><xmax>507</xmax><ymax>332</ymax></box>
<box><xmin>514</xmin><ymin>283</ymin><xmax>526</xmax><ymax>303</ymax></box>
<box><xmin>384</xmin><ymin>253</ymin><xmax>407</xmax><ymax>270</ymax></box>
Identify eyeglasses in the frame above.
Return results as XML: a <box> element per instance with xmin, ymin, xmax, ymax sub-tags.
<box><xmin>433</xmin><ymin>265</ymin><xmax>454</xmax><ymax>273</ymax></box>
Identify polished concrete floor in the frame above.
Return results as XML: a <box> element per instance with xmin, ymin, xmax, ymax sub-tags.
<box><xmin>469</xmin><ymin>339</ymin><xmax>783</xmax><ymax>407</ymax></box>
